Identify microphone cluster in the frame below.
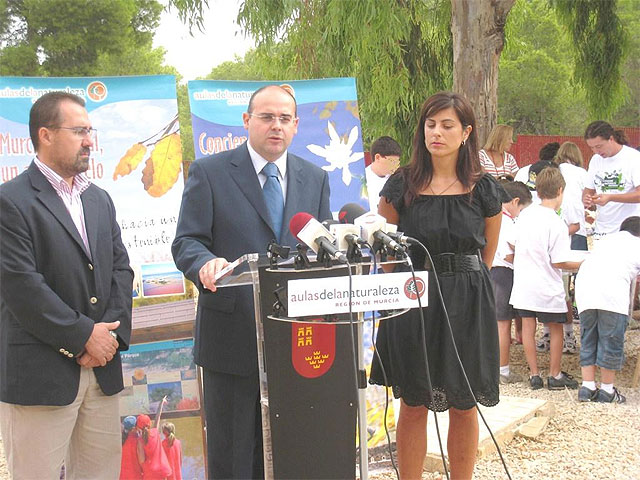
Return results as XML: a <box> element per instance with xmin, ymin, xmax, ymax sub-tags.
<box><xmin>288</xmin><ymin>203</ymin><xmax>412</xmax><ymax>265</ymax></box>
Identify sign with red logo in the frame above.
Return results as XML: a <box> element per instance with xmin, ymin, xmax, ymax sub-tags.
<box><xmin>291</xmin><ymin>322</ymin><xmax>336</xmax><ymax>378</ymax></box>
<box><xmin>86</xmin><ymin>81</ymin><xmax>107</xmax><ymax>102</ymax></box>
<box><xmin>404</xmin><ymin>276</ymin><xmax>426</xmax><ymax>300</ymax></box>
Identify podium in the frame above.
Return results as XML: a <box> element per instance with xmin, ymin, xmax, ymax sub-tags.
<box><xmin>215</xmin><ymin>253</ymin><xmax>418</xmax><ymax>479</ymax></box>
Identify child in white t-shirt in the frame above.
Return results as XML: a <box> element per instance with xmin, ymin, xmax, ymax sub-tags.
<box><xmin>491</xmin><ymin>181</ymin><xmax>532</xmax><ymax>384</ymax></box>
<box><xmin>574</xmin><ymin>216</ymin><xmax>640</xmax><ymax>403</ymax></box>
<box><xmin>510</xmin><ymin>167</ymin><xmax>583</xmax><ymax>390</ymax></box>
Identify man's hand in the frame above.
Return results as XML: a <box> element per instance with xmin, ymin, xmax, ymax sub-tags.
<box><xmin>199</xmin><ymin>258</ymin><xmax>230</xmax><ymax>292</ymax></box>
<box><xmin>76</xmin><ymin>352</ymin><xmax>103</xmax><ymax>368</ymax></box>
<box><xmin>590</xmin><ymin>193</ymin><xmax>610</xmax><ymax>206</ymax></box>
<box><xmin>84</xmin><ymin>321</ymin><xmax>120</xmax><ymax>367</ymax></box>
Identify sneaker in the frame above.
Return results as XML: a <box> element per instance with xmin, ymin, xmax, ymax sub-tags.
<box><xmin>578</xmin><ymin>386</ymin><xmax>598</xmax><ymax>402</ymax></box>
<box><xmin>536</xmin><ymin>332</ymin><xmax>550</xmax><ymax>352</ymax></box>
<box><xmin>500</xmin><ymin>371</ymin><xmax>523</xmax><ymax>384</ymax></box>
<box><xmin>529</xmin><ymin>375</ymin><xmax>543</xmax><ymax>390</ymax></box>
<box><xmin>563</xmin><ymin>330</ymin><xmax>577</xmax><ymax>354</ymax></box>
<box><xmin>596</xmin><ymin>387</ymin><xmax>626</xmax><ymax>404</ymax></box>
<box><xmin>547</xmin><ymin>371</ymin><xmax>579</xmax><ymax>390</ymax></box>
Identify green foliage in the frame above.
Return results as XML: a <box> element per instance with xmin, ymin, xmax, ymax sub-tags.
<box><xmin>610</xmin><ymin>0</ymin><xmax>639</xmax><ymax>128</ymax></box>
<box><xmin>235</xmin><ymin>0</ymin><xmax>453</xmax><ymax>161</ymax></box>
<box><xmin>0</xmin><ymin>0</ymin><xmax>164</xmax><ymax>76</ymax></box>
<box><xmin>499</xmin><ymin>0</ymin><xmax>588</xmax><ymax>135</ymax></box>
<box><xmin>551</xmin><ymin>0</ymin><xmax>628</xmax><ymax>119</ymax></box>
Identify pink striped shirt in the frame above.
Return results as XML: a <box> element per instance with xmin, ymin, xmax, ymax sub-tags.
<box><xmin>34</xmin><ymin>158</ymin><xmax>92</xmax><ymax>257</ymax></box>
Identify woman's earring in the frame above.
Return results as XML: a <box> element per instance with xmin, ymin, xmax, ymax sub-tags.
<box><xmin>461</xmin><ymin>138</ymin><xmax>466</xmax><ymax>146</ymax></box>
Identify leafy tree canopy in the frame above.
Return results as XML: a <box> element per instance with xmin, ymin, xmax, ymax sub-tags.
<box><xmin>0</xmin><ymin>0</ymin><xmax>164</xmax><ymax>76</ymax></box>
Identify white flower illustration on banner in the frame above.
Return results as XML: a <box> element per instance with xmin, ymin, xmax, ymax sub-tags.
<box><xmin>307</xmin><ymin>122</ymin><xmax>364</xmax><ymax>186</ymax></box>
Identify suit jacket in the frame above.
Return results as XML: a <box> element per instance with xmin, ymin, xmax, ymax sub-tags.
<box><xmin>0</xmin><ymin>162</ymin><xmax>133</xmax><ymax>406</ymax></box>
<box><xmin>172</xmin><ymin>143</ymin><xmax>331</xmax><ymax>375</ymax></box>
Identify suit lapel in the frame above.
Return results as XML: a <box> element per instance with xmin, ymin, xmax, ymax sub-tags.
<box><xmin>81</xmin><ymin>188</ymin><xmax>98</xmax><ymax>260</ymax></box>
<box><xmin>28</xmin><ymin>163</ymin><xmax>92</xmax><ymax>260</ymax></box>
<box><xmin>228</xmin><ymin>144</ymin><xmax>275</xmax><ymax>236</ymax></box>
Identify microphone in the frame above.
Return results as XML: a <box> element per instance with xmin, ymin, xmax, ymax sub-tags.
<box><xmin>353</xmin><ymin>212</ymin><xmax>406</xmax><ymax>255</ymax></box>
<box><xmin>289</xmin><ymin>212</ymin><xmax>348</xmax><ymax>264</ymax></box>
<box><xmin>338</xmin><ymin>203</ymin><xmax>367</xmax><ymax>224</ymax></box>
<box><xmin>338</xmin><ymin>202</ymin><xmax>406</xmax><ymax>255</ymax></box>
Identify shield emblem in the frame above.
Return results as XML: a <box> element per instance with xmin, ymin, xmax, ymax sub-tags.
<box><xmin>291</xmin><ymin>322</ymin><xmax>336</xmax><ymax>378</ymax></box>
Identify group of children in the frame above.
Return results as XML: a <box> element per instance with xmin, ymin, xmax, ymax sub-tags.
<box><xmin>491</xmin><ymin>163</ymin><xmax>640</xmax><ymax>403</ymax></box>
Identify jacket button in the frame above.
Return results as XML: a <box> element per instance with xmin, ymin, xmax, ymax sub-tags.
<box><xmin>67</xmin><ymin>353</ymin><xmax>74</xmax><ymax>358</ymax></box>
<box><xmin>88</xmin><ymin>263</ymin><xmax>94</xmax><ymax>271</ymax></box>
<box><xmin>59</xmin><ymin>348</ymin><xmax>65</xmax><ymax>353</ymax></box>
<box><xmin>90</xmin><ymin>297</ymin><xmax>98</xmax><ymax>304</ymax></box>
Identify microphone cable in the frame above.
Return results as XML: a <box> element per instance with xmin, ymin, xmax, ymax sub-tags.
<box><xmin>404</xmin><ymin>255</ymin><xmax>451</xmax><ymax>480</ymax></box>
<box><xmin>344</xmin><ymin>258</ymin><xmax>365</xmax><ymax>480</ymax></box>
<box><xmin>367</xmin><ymin>250</ymin><xmax>400</xmax><ymax>479</ymax></box>
<box><xmin>405</xmin><ymin>237</ymin><xmax>512</xmax><ymax>480</ymax></box>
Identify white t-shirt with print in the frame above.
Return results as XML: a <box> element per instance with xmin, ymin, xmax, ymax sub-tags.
<box><xmin>510</xmin><ymin>204</ymin><xmax>573</xmax><ymax>313</ymax></box>
<box><xmin>585</xmin><ymin>145</ymin><xmax>640</xmax><ymax>234</ymax></box>
<box><xmin>575</xmin><ymin>231</ymin><xmax>640</xmax><ymax>315</ymax></box>
<box><xmin>559</xmin><ymin>162</ymin><xmax>588</xmax><ymax>236</ymax></box>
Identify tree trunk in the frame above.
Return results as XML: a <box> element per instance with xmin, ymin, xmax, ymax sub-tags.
<box><xmin>451</xmin><ymin>0</ymin><xmax>514</xmax><ymax>146</ymax></box>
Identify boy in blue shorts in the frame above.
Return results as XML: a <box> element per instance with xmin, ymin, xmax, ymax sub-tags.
<box><xmin>574</xmin><ymin>216</ymin><xmax>640</xmax><ymax>403</ymax></box>
<box><xmin>510</xmin><ymin>167</ymin><xmax>584</xmax><ymax>389</ymax></box>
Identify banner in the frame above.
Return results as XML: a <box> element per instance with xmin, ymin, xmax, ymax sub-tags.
<box><xmin>287</xmin><ymin>272</ymin><xmax>428</xmax><ymax>317</ymax></box>
<box><xmin>0</xmin><ymin>75</ymin><xmax>185</xmax><ymax>300</ymax></box>
<box><xmin>187</xmin><ymin>78</ymin><xmax>368</xmax><ymax>212</ymax></box>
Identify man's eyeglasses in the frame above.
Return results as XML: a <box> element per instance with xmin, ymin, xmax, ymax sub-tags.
<box><xmin>248</xmin><ymin>113</ymin><xmax>295</xmax><ymax>125</ymax></box>
<box><xmin>47</xmin><ymin>126</ymin><xmax>97</xmax><ymax>139</ymax></box>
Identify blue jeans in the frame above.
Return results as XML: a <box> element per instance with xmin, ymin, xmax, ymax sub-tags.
<box><xmin>579</xmin><ymin>309</ymin><xmax>628</xmax><ymax>370</ymax></box>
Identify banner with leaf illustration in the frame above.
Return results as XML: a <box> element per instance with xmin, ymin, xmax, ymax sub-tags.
<box><xmin>0</xmin><ymin>75</ymin><xmax>185</xmax><ymax>300</ymax></box>
<box><xmin>187</xmin><ymin>78</ymin><xmax>368</xmax><ymax>213</ymax></box>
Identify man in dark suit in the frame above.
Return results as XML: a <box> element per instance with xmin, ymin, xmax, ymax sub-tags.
<box><xmin>172</xmin><ymin>85</ymin><xmax>331</xmax><ymax>478</ymax></box>
<box><xmin>0</xmin><ymin>92</ymin><xmax>133</xmax><ymax>479</ymax></box>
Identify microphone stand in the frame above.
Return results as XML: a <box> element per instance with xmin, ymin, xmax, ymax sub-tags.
<box><xmin>293</xmin><ymin>243</ymin><xmax>311</xmax><ymax>270</ymax></box>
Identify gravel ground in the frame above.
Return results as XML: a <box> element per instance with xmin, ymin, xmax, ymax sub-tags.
<box><xmin>1</xmin><ymin>321</ymin><xmax>639</xmax><ymax>480</ymax></box>
<box><xmin>370</xmin><ymin>318</ymin><xmax>640</xmax><ymax>480</ymax></box>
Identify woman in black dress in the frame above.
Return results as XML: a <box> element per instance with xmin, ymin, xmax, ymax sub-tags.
<box><xmin>370</xmin><ymin>92</ymin><xmax>502</xmax><ymax>479</ymax></box>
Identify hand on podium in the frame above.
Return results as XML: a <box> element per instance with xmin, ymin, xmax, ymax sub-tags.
<box><xmin>199</xmin><ymin>257</ymin><xmax>230</xmax><ymax>292</ymax></box>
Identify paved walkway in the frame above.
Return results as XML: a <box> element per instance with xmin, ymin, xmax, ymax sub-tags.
<box><xmin>423</xmin><ymin>395</ymin><xmax>548</xmax><ymax>471</ymax></box>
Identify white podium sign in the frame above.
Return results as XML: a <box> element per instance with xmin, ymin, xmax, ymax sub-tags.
<box><xmin>287</xmin><ymin>271</ymin><xmax>428</xmax><ymax>317</ymax></box>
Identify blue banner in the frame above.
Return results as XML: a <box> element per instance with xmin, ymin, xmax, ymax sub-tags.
<box><xmin>0</xmin><ymin>75</ymin><xmax>185</xmax><ymax>299</ymax></box>
<box><xmin>187</xmin><ymin>78</ymin><xmax>368</xmax><ymax>212</ymax></box>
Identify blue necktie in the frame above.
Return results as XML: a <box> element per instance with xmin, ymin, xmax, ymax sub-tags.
<box><xmin>262</xmin><ymin>162</ymin><xmax>284</xmax><ymax>242</ymax></box>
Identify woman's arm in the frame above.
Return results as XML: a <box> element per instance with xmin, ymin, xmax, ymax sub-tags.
<box><xmin>482</xmin><ymin>212</ymin><xmax>502</xmax><ymax>269</ymax></box>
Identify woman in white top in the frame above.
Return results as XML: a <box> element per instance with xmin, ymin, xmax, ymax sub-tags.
<box><xmin>479</xmin><ymin>124</ymin><xmax>520</xmax><ymax>179</ymax></box>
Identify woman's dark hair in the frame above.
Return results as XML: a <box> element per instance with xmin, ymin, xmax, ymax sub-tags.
<box><xmin>584</xmin><ymin>121</ymin><xmax>628</xmax><ymax>145</ymax></box>
<box><xmin>404</xmin><ymin>91</ymin><xmax>483</xmax><ymax>205</ymax></box>
<box><xmin>620</xmin><ymin>216</ymin><xmax>640</xmax><ymax>237</ymax></box>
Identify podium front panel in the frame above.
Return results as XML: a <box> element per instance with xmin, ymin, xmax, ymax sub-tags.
<box><xmin>259</xmin><ymin>265</ymin><xmax>358</xmax><ymax>479</ymax></box>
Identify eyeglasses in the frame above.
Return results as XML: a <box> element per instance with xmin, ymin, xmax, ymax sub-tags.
<box><xmin>249</xmin><ymin>113</ymin><xmax>295</xmax><ymax>125</ymax></box>
<box><xmin>47</xmin><ymin>126</ymin><xmax>97</xmax><ymax>139</ymax></box>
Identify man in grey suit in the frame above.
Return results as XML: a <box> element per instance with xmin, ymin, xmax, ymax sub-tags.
<box><xmin>172</xmin><ymin>85</ymin><xmax>331</xmax><ymax>478</ymax></box>
<box><xmin>0</xmin><ymin>92</ymin><xmax>133</xmax><ymax>478</ymax></box>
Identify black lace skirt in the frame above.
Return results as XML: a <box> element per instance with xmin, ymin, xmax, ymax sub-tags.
<box><xmin>369</xmin><ymin>268</ymin><xmax>500</xmax><ymax>411</ymax></box>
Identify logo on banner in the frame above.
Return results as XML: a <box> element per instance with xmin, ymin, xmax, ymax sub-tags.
<box><xmin>291</xmin><ymin>323</ymin><xmax>335</xmax><ymax>378</ymax></box>
<box><xmin>86</xmin><ymin>81</ymin><xmax>107</xmax><ymax>102</ymax></box>
<box><xmin>404</xmin><ymin>276</ymin><xmax>426</xmax><ymax>300</ymax></box>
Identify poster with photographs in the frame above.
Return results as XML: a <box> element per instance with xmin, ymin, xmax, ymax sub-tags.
<box><xmin>120</xmin><ymin>338</ymin><xmax>205</xmax><ymax>479</ymax></box>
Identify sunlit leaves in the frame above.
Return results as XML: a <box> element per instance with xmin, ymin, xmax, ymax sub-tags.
<box><xmin>141</xmin><ymin>133</ymin><xmax>183</xmax><ymax>197</ymax></box>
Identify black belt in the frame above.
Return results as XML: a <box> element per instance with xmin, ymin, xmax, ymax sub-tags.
<box><xmin>425</xmin><ymin>253</ymin><xmax>482</xmax><ymax>275</ymax></box>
